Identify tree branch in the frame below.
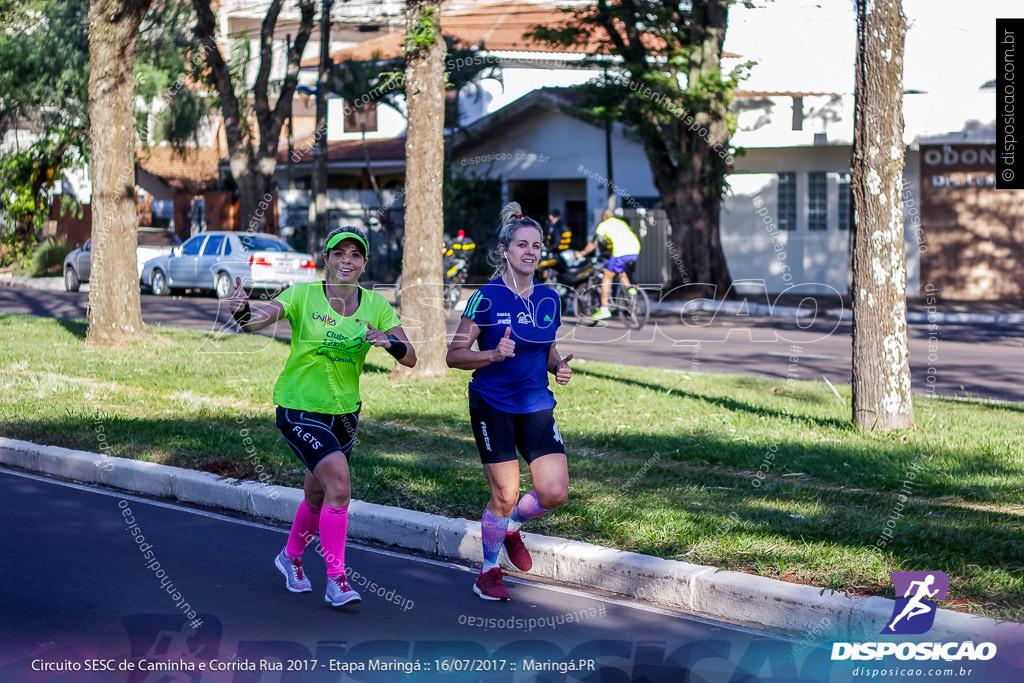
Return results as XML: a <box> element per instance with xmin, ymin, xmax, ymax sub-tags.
<box><xmin>262</xmin><ymin>0</ymin><xmax>315</xmax><ymax>160</ymax></box>
<box><xmin>192</xmin><ymin>0</ymin><xmax>243</xmax><ymax>153</ymax></box>
<box><xmin>253</xmin><ymin>0</ymin><xmax>283</xmax><ymax>138</ymax></box>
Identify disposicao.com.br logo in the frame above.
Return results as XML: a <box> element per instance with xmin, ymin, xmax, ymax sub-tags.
<box><xmin>831</xmin><ymin>571</ymin><xmax>997</xmax><ymax>663</ymax></box>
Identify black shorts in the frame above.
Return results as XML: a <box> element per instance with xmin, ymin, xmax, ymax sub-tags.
<box><xmin>276</xmin><ymin>406</ymin><xmax>360</xmax><ymax>471</ymax></box>
<box><xmin>468</xmin><ymin>389</ymin><xmax>565</xmax><ymax>465</ymax></box>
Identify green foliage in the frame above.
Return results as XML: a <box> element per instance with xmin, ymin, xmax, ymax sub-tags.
<box><xmin>0</xmin><ymin>0</ymin><xmax>91</xmax><ymax>133</ymax></box>
<box><xmin>0</xmin><ymin>134</ymin><xmax>80</xmax><ymax>250</ymax></box>
<box><xmin>331</xmin><ymin>56</ymin><xmax>404</xmax><ymax>116</ymax></box>
<box><xmin>0</xmin><ymin>0</ymin><xmax>206</xmax><ymax>259</ymax></box>
<box><xmin>27</xmin><ymin>235</ymin><xmax>72</xmax><ymax>276</ymax></box>
<box><xmin>337</xmin><ymin>35</ymin><xmax>503</xmax><ymax>131</ymax></box>
<box><xmin>403</xmin><ymin>5</ymin><xmax>440</xmax><ymax>58</ymax></box>
<box><xmin>0</xmin><ymin>0</ymin><xmax>203</xmax><ymax>157</ymax></box>
<box><xmin>0</xmin><ymin>229</ymin><xmax>31</xmax><ymax>268</ymax></box>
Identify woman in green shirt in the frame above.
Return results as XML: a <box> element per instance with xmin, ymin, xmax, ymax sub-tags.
<box><xmin>229</xmin><ymin>226</ymin><xmax>416</xmax><ymax>608</ymax></box>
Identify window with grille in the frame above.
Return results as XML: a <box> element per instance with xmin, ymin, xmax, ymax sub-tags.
<box><xmin>837</xmin><ymin>172</ymin><xmax>852</xmax><ymax>231</ymax></box>
<box><xmin>777</xmin><ymin>172</ymin><xmax>796</xmax><ymax>230</ymax></box>
<box><xmin>808</xmin><ymin>171</ymin><xmax>827</xmax><ymax>231</ymax></box>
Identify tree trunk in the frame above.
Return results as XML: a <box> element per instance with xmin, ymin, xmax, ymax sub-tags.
<box><xmin>396</xmin><ymin>0</ymin><xmax>446</xmax><ymax>379</ymax></box>
<box><xmin>86</xmin><ymin>0</ymin><xmax>151</xmax><ymax>345</ymax></box>
<box><xmin>656</xmin><ymin>165</ymin><xmax>731</xmax><ymax>296</ymax></box>
<box><xmin>192</xmin><ymin>0</ymin><xmax>314</xmax><ymax>238</ymax></box>
<box><xmin>850</xmin><ymin>0</ymin><xmax>913</xmax><ymax>431</ymax></box>
<box><xmin>238</xmin><ymin>167</ymin><xmax>275</xmax><ymax>233</ymax></box>
<box><xmin>640</xmin><ymin>0</ymin><xmax>732</xmax><ymax>296</ymax></box>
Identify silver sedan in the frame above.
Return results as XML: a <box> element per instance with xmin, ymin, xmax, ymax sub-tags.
<box><xmin>140</xmin><ymin>231</ymin><xmax>318</xmax><ymax>298</ymax></box>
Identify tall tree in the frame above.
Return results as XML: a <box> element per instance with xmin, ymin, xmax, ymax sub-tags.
<box><xmin>0</xmin><ymin>0</ymin><xmax>204</xmax><ymax>258</ymax></box>
<box><xmin>192</xmin><ymin>0</ymin><xmax>315</xmax><ymax>233</ymax></box>
<box><xmin>530</xmin><ymin>0</ymin><xmax>750</xmax><ymax>295</ymax></box>
<box><xmin>397</xmin><ymin>0</ymin><xmax>446</xmax><ymax>378</ymax></box>
<box><xmin>850</xmin><ymin>0</ymin><xmax>913</xmax><ymax>430</ymax></box>
<box><xmin>86</xmin><ymin>0</ymin><xmax>152</xmax><ymax>344</ymax></box>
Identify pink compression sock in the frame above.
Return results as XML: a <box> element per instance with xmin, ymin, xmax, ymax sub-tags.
<box><xmin>285</xmin><ymin>500</ymin><xmax>321</xmax><ymax>559</ymax></box>
<box><xmin>319</xmin><ymin>505</ymin><xmax>349</xmax><ymax>578</ymax></box>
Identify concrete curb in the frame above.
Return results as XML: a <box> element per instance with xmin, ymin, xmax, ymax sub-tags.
<box><xmin>0</xmin><ymin>436</ymin><xmax>1007</xmax><ymax>643</ymax></box>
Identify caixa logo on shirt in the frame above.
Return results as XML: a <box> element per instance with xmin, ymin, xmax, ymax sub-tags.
<box><xmin>831</xmin><ymin>571</ymin><xmax>997</xmax><ymax>662</ymax></box>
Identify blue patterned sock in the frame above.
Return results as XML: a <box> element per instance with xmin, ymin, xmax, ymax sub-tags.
<box><xmin>507</xmin><ymin>490</ymin><xmax>550</xmax><ymax>533</ymax></box>
<box><xmin>481</xmin><ymin>508</ymin><xmax>510</xmax><ymax>572</ymax></box>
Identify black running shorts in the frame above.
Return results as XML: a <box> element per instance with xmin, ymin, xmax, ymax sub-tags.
<box><xmin>276</xmin><ymin>406</ymin><xmax>360</xmax><ymax>471</ymax></box>
<box><xmin>468</xmin><ymin>389</ymin><xmax>565</xmax><ymax>464</ymax></box>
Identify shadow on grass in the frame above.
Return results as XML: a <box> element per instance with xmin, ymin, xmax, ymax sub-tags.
<box><xmin>57</xmin><ymin>318</ymin><xmax>88</xmax><ymax>340</ymax></box>
<box><xmin>5</xmin><ymin>406</ymin><xmax>1021</xmax><ymax>545</ymax></box>
<box><xmin>573</xmin><ymin>366</ymin><xmax>849</xmax><ymax>430</ymax></box>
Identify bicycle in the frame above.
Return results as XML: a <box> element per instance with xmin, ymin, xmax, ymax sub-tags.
<box><xmin>564</xmin><ymin>259</ymin><xmax>649</xmax><ymax>329</ymax></box>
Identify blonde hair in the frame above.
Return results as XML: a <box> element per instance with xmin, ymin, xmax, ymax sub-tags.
<box><xmin>488</xmin><ymin>202</ymin><xmax>543</xmax><ymax>279</ymax></box>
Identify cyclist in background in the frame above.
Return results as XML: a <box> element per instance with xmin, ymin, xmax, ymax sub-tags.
<box><xmin>576</xmin><ymin>209</ymin><xmax>641</xmax><ymax>321</ymax></box>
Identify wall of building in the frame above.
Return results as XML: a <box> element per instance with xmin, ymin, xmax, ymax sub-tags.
<box><xmin>723</xmin><ymin>146</ymin><xmax>923</xmax><ymax>296</ymax></box>
<box><xmin>918</xmin><ymin>143</ymin><xmax>1024</xmax><ymax>300</ymax></box>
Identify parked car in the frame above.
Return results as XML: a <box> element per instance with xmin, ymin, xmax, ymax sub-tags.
<box><xmin>63</xmin><ymin>235</ymin><xmax>177</xmax><ymax>292</ymax></box>
<box><xmin>139</xmin><ymin>231</ymin><xmax>318</xmax><ymax>298</ymax></box>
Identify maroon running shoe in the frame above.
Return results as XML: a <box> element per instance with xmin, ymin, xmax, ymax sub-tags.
<box><xmin>473</xmin><ymin>568</ymin><xmax>511</xmax><ymax>601</ymax></box>
<box><xmin>502</xmin><ymin>530</ymin><xmax>533</xmax><ymax>572</ymax></box>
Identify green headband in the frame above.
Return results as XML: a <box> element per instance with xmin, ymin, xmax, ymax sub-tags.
<box><xmin>325</xmin><ymin>229</ymin><xmax>368</xmax><ymax>256</ymax></box>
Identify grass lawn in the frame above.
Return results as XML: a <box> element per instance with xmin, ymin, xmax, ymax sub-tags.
<box><xmin>1</xmin><ymin>313</ymin><xmax>1022</xmax><ymax>621</ymax></box>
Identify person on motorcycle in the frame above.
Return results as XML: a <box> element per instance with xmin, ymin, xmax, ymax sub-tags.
<box><xmin>546</xmin><ymin>209</ymin><xmax>571</xmax><ymax>251</ymax></box>
<box><xmin>576</xmin><ymin>209</ymin><xmax>641</xmax><ymax>321</ymax></box>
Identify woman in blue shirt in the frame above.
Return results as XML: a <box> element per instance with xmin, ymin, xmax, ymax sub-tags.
<box><xmin>446</xmin><ymin>202</ymin><xmax>574</xmax><ymax>601</ymax></box>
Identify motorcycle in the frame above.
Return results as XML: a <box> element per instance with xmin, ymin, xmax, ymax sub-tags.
<box><xmin>394</xmin><ymin>230</ymin><xmax>476</xmax><ymax>312</ymax></box>
<box><xmin>442</xmin><ymin>230</ymin><xmax>476</xmax><ymax>310</ymax></box>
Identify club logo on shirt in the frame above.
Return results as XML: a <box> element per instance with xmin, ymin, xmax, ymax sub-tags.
<box><xmin>517</xmin><ymin>311</ymin><xmax>533</xmax><ymax>325</ymax></box>
<box><xmin>312</xmin><ymin>311</ymin><xmax>337</xmax><ymax>327</ymax></box>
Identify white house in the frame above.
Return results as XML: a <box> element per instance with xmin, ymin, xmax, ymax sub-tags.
<box><xmin>723</xmin><ymin>89</ymin><xmax>1006</xmax><ymax>298</ymax></box>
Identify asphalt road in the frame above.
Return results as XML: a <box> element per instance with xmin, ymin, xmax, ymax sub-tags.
<box><xmin>2</xmin><ymin>285</ymin><xmax>1022</xmax><ymax>402</ymax></box>
<box><xmin>0</xmin><ymin>467</ymin><xmax>816</xmax><ymax>683</ymax></box>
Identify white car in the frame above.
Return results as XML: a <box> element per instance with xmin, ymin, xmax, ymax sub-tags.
<box><xmin>139</xmin><ymin>231</ymin><xmax>318</xmax><ymax>298</ymax></box>
<box><xmin>63</xmin><ymin>239</ymin><xmax>176</xmax><ymax>292</ymax></box>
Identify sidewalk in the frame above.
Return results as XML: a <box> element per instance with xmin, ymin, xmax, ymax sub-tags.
<box><xmin>0</xmin><ymin>436</ymin><xmax>1005</xmax><ymax>645</ymax></box>
<box><xmin>0</xmin><ymin>274</ymin><xmax>81</xmax><ymax>292</ymax></box>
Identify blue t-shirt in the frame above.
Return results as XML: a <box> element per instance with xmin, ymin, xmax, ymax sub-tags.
<box><xmin>464</xmin><ymin>279</ymin><xmax>561</xmax><ymax>413</ymax></box>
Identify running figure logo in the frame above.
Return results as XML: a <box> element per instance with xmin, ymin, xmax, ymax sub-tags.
<box><xmin>882</xmin><ymin>571</ymin><xmax>949</xmax><ymax>635</ymax></box>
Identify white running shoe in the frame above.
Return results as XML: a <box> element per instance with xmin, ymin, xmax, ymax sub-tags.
<box><xmin>275</xmin><ymin>549</ymin><xmax>312</xmax><ymax>593</ymax></box>
<box><xmin>325</xmin><ymin>574</ymin><xmax>362</xmax><ymax>607</ymax></box>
